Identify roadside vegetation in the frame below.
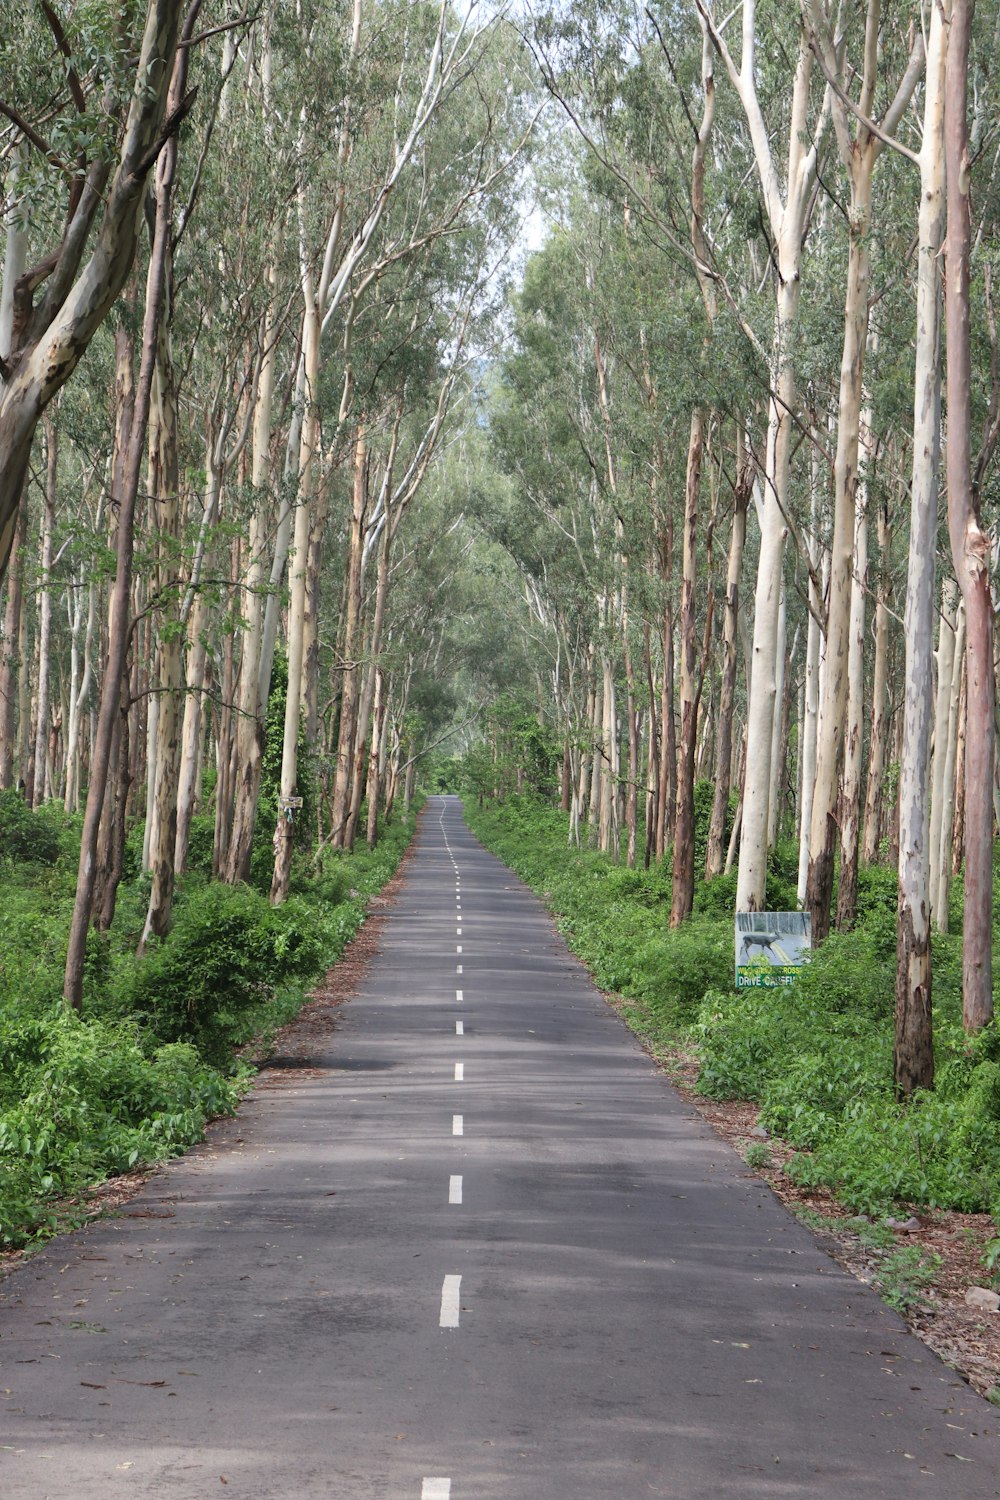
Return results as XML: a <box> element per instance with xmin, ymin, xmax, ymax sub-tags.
<box><xmin>0</xmin><ymin>789</ymin><xmax>416</xmax><ymax>1250</ymax></box>
<box><xmin>464</xmin><ymin>793</ymin><xmax>1000</xmax><ymax>1225</ymax></box>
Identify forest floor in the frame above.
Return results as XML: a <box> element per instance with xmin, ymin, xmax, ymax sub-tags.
<box><xmin>612</xmin><ymin>997</ymin><xmax>1000</xmax><ymax>1406</ymax></box>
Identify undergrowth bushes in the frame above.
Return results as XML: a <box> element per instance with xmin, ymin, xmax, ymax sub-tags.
<box><xmin>466</xmin><ymin>793</ymin><xmax>1000</xmax><ymax>1219</ymax></box>
<box><xmin>0</xmin><ymin>801</ymin><xmax>417</xmax><ymax>1248</ymax></box>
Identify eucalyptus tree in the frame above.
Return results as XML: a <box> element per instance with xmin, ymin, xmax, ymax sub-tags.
<box><xmin>894</xmin><ymin>1</ymin><xmax>947</xmax><ymax>1095</ymax></box>
<box><xmin>799</xmin><ymin>1</ymin><xmax>923</xmax><ymax>942</ymax></box>
<box><xmin>945</xmin><ymin>0</ymin><xmax>993</xmax><ymax>1034</ymax></box>
<box><xmin>693</xmin><ymin>2</ymin><xmax>830</xmax><ymax>913</ymax></box>
<box><xmin>0</xmin><ymin>0</ymin><xmax>192</xmax><ymax>584</ymax></box>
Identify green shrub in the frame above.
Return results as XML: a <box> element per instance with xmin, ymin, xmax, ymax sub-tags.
<box><xmin>633</xmin><ymin>917</ymin><xmax>733</xmax><ymax>1026</ymax></box>
<box><xmin>0</xmin><ymin>789</ymin><xmax>63</xmax><ymax>865</ymax></box>
<box><xmin>0</xmin><ymin>1014</ymin><xmax>237</xmax><ymax>1247</ymax></box>
<box><xmin>185</xmin><ymin>814</ymin><xmax>216</xmax><ymax>875</ymax></box>
<box><xmin>113</xmin><ymin>883</ymin><xmax>328</xmax><ymax>1063</ymax></box>
<box><xmin>873</xmin><ymin>1245</ymin><xmax>943</xmax><ymax>1313</ymax></box>
<box><xmin>694</xmin><ymin>868</ymin><xmax>738</xmax><ymax>917</ymax></box>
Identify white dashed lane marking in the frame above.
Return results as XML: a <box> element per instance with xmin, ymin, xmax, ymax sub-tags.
<box><xmin>422</xmin><ymin>1478</ymin><xmax>451</xmax><ymax>1499</ymax></box>
<box><xmin>456</xmin><ymin>989</ymin><xmax>463</xmax><ymax>1002</ymax></box>
<box><xmin>456</xmin><ymin>1020</ymin><xmax>464</xmax><ymax>1034</ymax></box>
<box><xmin>452</xmin><ymin>1114</ymin><xmax>463</xmax><ymax>1135</ymax></box>
<box><xmin>449</xmin><ymin>1175</ymin><xmax>463</xmax><ymax>1204</ymax></box>
<box><xmin>439</xmin><ymin>1276</ymin><xmax>461</xmax><ymax>1328</ymax></box>
<box><xmin>454</xmin><ymin>1063</ymin><xmax>464</xmax><ymax>1081</ymax></box>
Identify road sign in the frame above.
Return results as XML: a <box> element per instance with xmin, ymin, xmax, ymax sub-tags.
<box><xmin>735</xmin><ymin>911</ymin><xmax>811</xmax><ymax>988</ymax></box>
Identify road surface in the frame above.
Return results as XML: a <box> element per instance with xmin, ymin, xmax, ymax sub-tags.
<box><xmin>1</xmin><ymin>795</ymin><xmax>997</xmax><ymax>1497</ymax></box>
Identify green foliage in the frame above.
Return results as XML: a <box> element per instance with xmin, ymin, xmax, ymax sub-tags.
<box><xmin>743</xmin><ymin>1140</ymin><xmax>772</xmax><ymax>1169</ymax></box>
<box><xmin>0</xmin><ymin>1012</ymin><xmax>238</xmax><ymax>1248</ymax></box>
<box><xmin>185</xmin><ymin>814</ymin><xmax>216</xmax><ymax>876</ymax></box>
<box><xmin>462</xmin><ymin>699</ymin><xmax>560</xmax><ymax>803</ymax></box>
<box><xmin>112</xmin><ymin>883</ymin><xmax>328</xmax><ymax>1064</ymax></box>
<box><xmin>0</xmin><ymin>797</ymin><xmax>417</xmax><ymax>1248</ymax></box>
<box><xmin>872</xmin><ymin>1246</ymin><xmax>943</xmax><ymax>1314</ymax></box>
<box><xmin>0</xmin><ymin>789</ymin><xmax>65</xmax><ymax>865</ymax></box>
<box><xmin>696</xmin><ymin>942</ymin><xmax>1000</xmax><ymax>1213</ymax></box>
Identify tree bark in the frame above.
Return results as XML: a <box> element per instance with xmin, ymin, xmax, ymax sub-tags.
<box><xmin>672</xmin><ymin>409</ymin><xmax>703</xmax><ymax>922</ymax></box>
<box><xmin>271</xmin><ymin>273</ymin><xmax>320</xmax><ymax>903</ymax></box>
<box><xmin>806</xmin><ymin>168</ymin><xmax>873</xmax><ymax>942</ymax></box>
<box><xmin>30</xmin><ymin>416</ymin><xmax>58</xmax><ymax>806</ymax></box>
<box><xmin>895</xmin><ymin>1</ymin><xmax>946</xmax><ymax>1097</ymax></box>
<box><xmin>329</xmin><ymin>425</ymin><xmax>368</xmax><ymax>848</ymax></box>
<box><xmin>0</xmin><ymin>499</ymin><xmax>28</xmax><ymax>788</ymax></box>
<box><xmin>861</xmin><ymin>497</ymin><xmax>892</xmax><ymax>862</ymax></box>
<box><xmin>935</xmin><ymin>603</ymin><xmax>965</xmax><ymax>932</ymax></box>
<box><xmin>836</xmin><ymin>445</ymin><xmax>870</xmax><ymax>931</ymax></box>
<box><xmin>944</xmin><ymin>0</ymin><xmax>994</xmax><ymax>1032</ymax></box>
<box><xmin>0</xmin><ymin>0</ymin><xmax>188</xmax><ymax>584</ymax></box>
<box><xmin>929</xmin><ymin>577</ymin><xmax>958</xmax><ymax>920</ymax></box>
<box><xmin>63</xmin><ymin>128</ymin><xmax>177</xmax><ymax>1004</ymax></box>
<box><xmin>706</xmin><ymin>442</ymin><xmax>749</xmax><ymax>878</ymax></box>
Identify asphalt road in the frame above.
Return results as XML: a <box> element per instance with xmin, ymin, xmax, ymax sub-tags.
<box><xmin>2</xmin><ymin>795</ymin><xmax>997</xmax><ymax>1498</ymax></box>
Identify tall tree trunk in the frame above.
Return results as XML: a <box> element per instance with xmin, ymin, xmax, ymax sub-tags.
<box><xmin>861</xmin><ymin>497</ymin><xmax>892</xmax><ymax>863</ymax></box>
<box><xmin>0</xmin><ymin>500</ymin><xmax>27</xmax><ymax>787</ymax></box>
<box><xmin>31</xmin><ymin>416</ymin><xmax>57</xmax><ymax>806</ymax></box>
<box><xmin>643</xmin><ymin>617</ymin><xmax>658</xmax><ymax>868</ymax></box>
<box><xmin>896</xmin><ymin>2</ymin><xmax>946</xmax><ymax>1097</ymax></box>
<box><xmin>803</xmin><ymin>0</ymin><xmax>921</xmax><ymax>938</ymax></box>
<box><xmin>705</xmin><ymin>450</ymin><xmax>748</xmax><ymax>878</ymax></box>
<box><xmin>935</xmin><ymin>603</ymin><xmax>965</xmax><ymax>933</ymax></box>
<box><xmin>738</xmin><ymin>281</ymin><xmax>797</xmax><ymax>910</ymax></box>
<box><xmin>725</xmin><ymin>22</ymin><xmax>819</xmax><ymax>913</ymax></box>
<box><xmin>0</xmin><ymin>0</ymin><xmax>187</xmax><ymax>585</ymax></box>
<box><xmin>140</xmin><ymin>250</ymin><xmax>184</xmax><ymax>948</ymax></box>
<box><xmin>92</xmin><ymin>324</ymin><xmax>136</xmax><ymax>930</ymax></box>
<box><xmin>929</xmin><ymin>577</ymin><xmax>958</xmax><ymax>920</ymax></box>
<box><xmin>329</xmin><ymin>425</ymin><xmax>368</xmax><ymax>848</ymax></box>
<box><xmin>806</xmin><ymin>174</ymin><xmax>873</xmax><ymax>941</ymax></box>
<box><xmin>945</xmin><ymin>0</ymin><xmax>994</xmax><ymax>1032</ymax></box>
<box><xmin>271</xmin><ymin>277</ymin><xmax>320</xmax><ymax>903</ymax></box>
<box><xmin>365</xmin><ymin>665</ymin><xmax>387</xmax><ymax>850</ymax></box>
<box><xmin>671</xmin><ymin>409</ymin><xmax>703</xmax><ymax>922</ymax></box>
<box><xmin>797</xmin><ymin>507</ymin><xmax>821</xmax><ymax>900</ymax></box>
<box><xmin>345</xmin><ymin>497</ymin><xmax>392</xmax><ymax>851</ymax></box>
<box><xmin>63</xmin><ymin>146</ymin><xmax>176</xmax><ymax>1004</ymax></box>
<box><xmin>656</xmin><ymin>602</ymin><xmax>675</xmax><ymax>857</ymax></box>
<box><xmin>766</xmin><ymin>583</ymin><xmax>787</xmax><ymax>849</ymax></box>
<box><xmin>836</xmin><ymin>458</ymin><xmax>869</xmax><ymax>931</ymax></box>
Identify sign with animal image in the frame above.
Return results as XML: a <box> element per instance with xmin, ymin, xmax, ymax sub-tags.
<box><xmin>734</xmin><ymin>911</ymin><xmax>811</xmax><ymax>988</ymax></box>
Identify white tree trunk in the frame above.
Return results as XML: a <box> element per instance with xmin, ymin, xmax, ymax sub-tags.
<box><xmin>766</xmin><ymin>582</ymin><xmax>786</xmax><ymax>849</ymax></box>
<box><xmin>271</xmin><ymin>276</ymin><xmax>320</xmax><ymax>903</ymax></box>
<box><xmin>929</xmin><ymin>576</ymin><xmax>958</xmax><ymax>917</ymax></box>
<box><xmin>896</xmin><ymin>0</ymin><xmax>946</xmax><ymax>1096</ymax></box>
<box><xmin>935</xmin><ymin>601</ymin><xmax>965</xmax><ymax>931</ymax></box>
<box><xmin>31</xmin><ymin>419</ymin><xmax>56</xmax><ymax>807</ymax></box>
